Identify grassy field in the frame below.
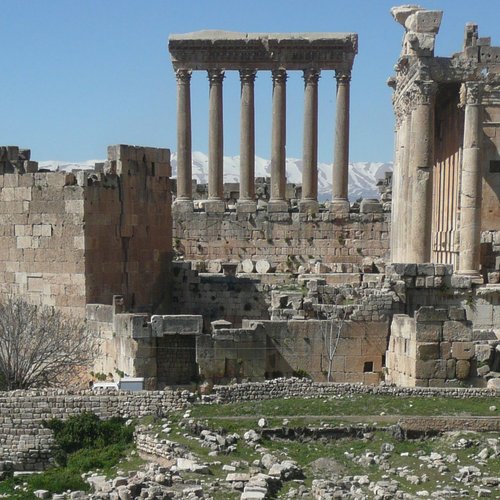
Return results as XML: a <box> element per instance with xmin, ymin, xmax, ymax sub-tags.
<box><xmin>1</xmin><ymin>394</ymin><xmax>498</xmax><ymax>499</ymax></box>
<box><xmin>191</xmin><ymin>393</ymin><xmax>500</xmax><ymax>419</ymax></box>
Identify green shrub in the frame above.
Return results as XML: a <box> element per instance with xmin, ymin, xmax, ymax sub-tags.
<box><xmin>43</xmin><ymin>412</ymin><xmax>134</xmax><ymax>466</ymax></box>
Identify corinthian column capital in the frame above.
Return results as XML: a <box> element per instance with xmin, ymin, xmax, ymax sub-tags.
<box><xmin>207</xmin><ymin>69</ymin><xmax>225</xmax><ymax>84</ymax></box>
<box><xmin>175</xmin><ymin>68</ymin><xmax>192</xmax><ymax>84</ymax></box>
<box><xmin>272</xmin><ymin>68</ymin><xmax>287</xmax><ymax>84</ymax></box>
<box><xmin>335</xmin><ymin>70</ymin><xmax>351</xmax><ymax>85</ymax></box>
<box><xmin>303</xmin><ymin>68</ymin><xmax>320</xmax><ymax>86</ymax></box>
<box><xmin>414</xmin><ymin>80</ymin><xmax>438</xmax><ymax>105</ymax></box>
<box><xmin>460</xmin><ymin>81</ymin><xmax>484</xmax><ymax>106</ymax></box>
<box><xmin>239</xmin><ymin>69</ymin><xmax>257</xmax><ymax>84</ymax></box>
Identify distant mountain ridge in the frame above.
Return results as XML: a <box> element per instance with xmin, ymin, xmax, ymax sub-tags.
<box><xmin>40</xmin><ymin>153</ymin><xmax>393</xmax><ymax>201</ymax></box>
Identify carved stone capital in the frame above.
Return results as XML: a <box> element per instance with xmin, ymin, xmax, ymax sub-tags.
<box><xmin>272</xmin><ymin>68</ymin><xmax>287</xmax><ymax>84</ymax></box>
<box><xmin>303</xmin><ymin>68</ymin><xmax>320</xmax><ymax>85</ymax></box>
<box><xmin>207</xmin><ymin>69</ymin><xmax>225</xmax><ymax>84</ymax></box>
<box><xmin>335</xmin><ymin>70</ymin><xmax>351</xmax><ymax>85</ymax></box>
<box><xmin>460</xmin><ymin>81</ymin><xmax>484</xmax><ymax>106</ymax></box>
<box><xmin>175</xmin><ymin>69</ymin><xmax>192</xmax><ymax>84</ymax></box>
<box><xmin>414</xmin><ymin>80</ymin><xmax>437</xmax><ymax>105</ymax></box>
<box><xmin>239</xmin><ymin>69</ymin><xmax>257</xmax><ymax>84</ymax></box>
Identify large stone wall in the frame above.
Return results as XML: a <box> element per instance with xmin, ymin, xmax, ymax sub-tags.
<box><xmin>0</xmin><ymin>389</ymin><xmax>192</xmax><ymax>471</ymax></box>
<box><xmin>173</xmin><ymin>204</ymin><xmax>390</xmax><ymax>268</ymax></box>
<box><xmin>0</xmin><ymin>145</ymin><xmax>173</xmax><ymax>317</ymax></box>
<box><xmin>197</xmin><ymin>319</ymin><xmax>388</xmax><ymax>384</ymax></box>
<box><xmin>385</xmin><ymin>306</ymin><xmax>494</xmax><ymax>387</ymax></box>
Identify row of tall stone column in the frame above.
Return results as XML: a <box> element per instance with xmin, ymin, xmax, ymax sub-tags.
<box><xmin>174</xmin><ymin>68</ymin><xmax>351</xmax><ymax>214</ymax></box>
<box><xmin>391</xmin><ymin>80</ymin><xmax>483</xmax><ymax>273</ymax></box>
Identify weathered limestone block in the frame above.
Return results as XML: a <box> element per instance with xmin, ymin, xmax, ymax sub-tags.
<box><xmin>448</xmin><ymin>307</ymin><xmax>466</xmax><ymax>321</ymax></box>
<box><xmin>360</xmin><ymin>199</ymin><xmax>382</xmax><ymax>213</ymax></box>
<box><xmin>451</xmin><ymin>342</ymin><xmax>474</xmax><ymax>360</ymax></box>
<box><xmin>456</xmin><ymin>360</ymin><xmax>471</xmax><ymax>380</ymax></box>
<box><xmin>475</xmin><ymin>344</ymin><xmax>493</xmax><ymax>364</ymax></box>
<box><xmin>442</xmin><ymin>321</ymin><xmax>473</xmax><ymax>342</ymax></box>
<box><xmin>446</xmin><ymin>359</ymin><xmax>456</xmax><ymax>379</ymax></box>
<box><xmin>417</xmin><ymin>343</ymin><xmax>440</xmax><ymax>361</ymax></box>
<box><xmin>415</xmin><ymin>359</ymin><xmax>446</xmax><ymax>379</ymax></box>
<box><xmin>440</xmin><ymin>342</ymin><xmax>451</xmax><ymax>360</ymax></box>
<box><xmin>415</xmin><ymin>322</ymin><xmax>442</xmax><ymax>342</ymax></box>
<box><xmin>151</xmin><ymin>315</ymin><xmax>203</xmax><ymax>337</ymax></box>
<box><xmin>417</xmin><ymin>263</ymin><xmax>435</xmax><ymax>276</ymax></box>
<box><xmin>415</xmin><ymin>307</ymin><xmax>448</xmax><ymax>323</ymax></box>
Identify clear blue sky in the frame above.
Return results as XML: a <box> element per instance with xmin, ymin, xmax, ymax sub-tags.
<box><xmin>1</xmin><ymin>0</ymin><xmax>498</xmax><ymax>163</ymax></box>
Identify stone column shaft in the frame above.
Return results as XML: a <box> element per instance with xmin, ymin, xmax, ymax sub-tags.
<box><xmin>206</xmin><ymin>69</ymin><xmax>225</xmax><ymax>213</ymax></box>
<box><xmin>332</xmin><ymin>71</ymin><xmax>351</xmax><ymax>213</ymax></box>
<box><xmin>174</xmin><ymin>69</ymin><xmax>193</xmax><ymax>210</ymax></box>
<box><xmin>458</xmin><ymin>82</ymin><xmax>483</xmax><ymax>274</ymax></box>
<box><xmin>400</xmin><ymin>115</ymin><xmax>412</xmax><ymax>261</ymax></box>
<box><xmin>409</xmin><ymin>81</ymin><xmax>437</xmax><ymax>263</ymax></box>
<box><xmin>269</xmin><ymin>69</ymin><xmax>288</xmax><ymax>212</ymax></box>
<box><xmin>390</xmin><ymin>121</ymin><xmax>401</xmax><ymax>262</ymax></box>
<box><xmin>238</xmin><ymin>69</ymin><xmax>257</xmax><ymax>212</ymax></box>
<box><xmin>300</xmin><ymin>69</ymin><xmax>320</xmax><ymax>213</ymax></box>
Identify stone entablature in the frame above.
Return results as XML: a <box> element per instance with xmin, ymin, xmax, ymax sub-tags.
<box><xmin>168</xmin><ymin>30</ymin><xmax>358</xmax><ymax>215</ymax></box>
<box><xmin>169</xmin><ymin>31</ymin><xmax>357</xmax><ymax>71</ymax></box>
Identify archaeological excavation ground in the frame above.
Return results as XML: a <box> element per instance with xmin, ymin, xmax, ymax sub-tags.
<box><xmin>0</xmin><ymin>4</ymin><xmax>499</xmax><ymax>499</ymax></box>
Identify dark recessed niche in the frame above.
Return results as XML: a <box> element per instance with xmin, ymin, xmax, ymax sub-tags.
<box><xmin>490</xmin><ymin>160</ymin><xmax>500</xmax><ymax>173</ymax></box>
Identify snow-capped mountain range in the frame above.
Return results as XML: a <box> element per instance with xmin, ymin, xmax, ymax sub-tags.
<box><xmin>39</xmin><ymin>153</ymin><xmax>392</xmax><ymax>201</ymax></box>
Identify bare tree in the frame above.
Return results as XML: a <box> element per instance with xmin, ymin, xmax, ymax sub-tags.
<box><xmin>0</xmin><ymin>297</ymin><xmax>98</xmax><ymax>390</ymax></box>
<box><xmin>323</xmin><ymin>309</ymin><xmax>347</xmax><ymax>382</ymax></box>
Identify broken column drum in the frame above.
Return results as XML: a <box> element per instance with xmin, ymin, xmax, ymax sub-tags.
<box><xmin>168</xmin><ymin>31</ymin><xmax>358</xmax><ymax>213</ymax></box>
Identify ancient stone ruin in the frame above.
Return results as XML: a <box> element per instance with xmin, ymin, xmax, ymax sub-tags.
<box><xmin>0</xmin><ymin>6</ymin><xmax>499</xmax><ymax>392</ymax></box>
<box><xmin>169</xmin><ymin>30</ymin><xmax>357</xmax><ymax>214</ymax></box>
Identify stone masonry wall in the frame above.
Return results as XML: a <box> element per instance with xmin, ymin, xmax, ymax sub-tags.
<box><xmin>171</xmin><ymin>262</ymin><xmax>270</xmax><ymax>330</ymax></box>
<box><xmin>84</xmin><ymin>145</ymin><xmax>173</xmax><ymax>312</ymax></box>
<box><xmin>0</xmin><ymin>390</ymin><xmax>192</xmax><ymax>471</ymax></box>
<box><xmin>197</xmin><ymin>319</ymin><xmax>388</xmax><ymax>384</ymax></box>
<box><xmin>173</xmin><ymin>205</ymin><xmax>390</xmax><ymax>269</ymax></box>
<box><xmin>386</xmin><ymin>306</ymin><xmax>485</xmax><ymax>387</ymax></box>
<box><xmin>0</xmin><ymin>145</ymin><xmax>173</xmax><ymax>318</ymax></box>
<box><xmin>0</xmin><ymin>163</ymin><xmax>87</xmax><ymax>317</ymax></box>
<box><xmin>209</xmin><ymin>377</ymin><xmax>497</xmax><ymax>404</ymax></box>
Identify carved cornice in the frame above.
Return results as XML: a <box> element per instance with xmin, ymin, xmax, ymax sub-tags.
<box><xmin>239</xmin><ymin>69</ymin><xmax>257</xmax><ymax>84</ymax></box>
<box><xmin>272</xmin><ymin>69</ymin><xmax>288</xmax><ymax>84</ymax></box>
<box><xmin>169</xmin><ymin>32</ymin><xmax>357</xmax><ymax>72</ymax></box>
<box><xmin>207</xmin><ymin>69</ymin><xmax>225</xmax><ymax>84</ymax></box>
<box><xmin>175</xmin><ymin>69</ymin><xmax>192</xmax><ymax>84</ymax></box>
<box><xmin>303</xmin><ymin>68</ymin><xmax>320</xmax><ymax>85</ymax></box>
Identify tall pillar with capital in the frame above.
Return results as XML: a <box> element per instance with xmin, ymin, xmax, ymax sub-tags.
<box><xmin>331</xmin><ymin>70</ymin><xmax>351</xmax><ymax>214</ymax></box>
<box><xmin>408</xmin><ymin>80</ymin><xmax>437</xmax><ymax>263</ymax></box>
<box><xmin>174</xmin><ymin>69</ymin><xmax>193</xmax><ymax>212</ymax></box>
<box><xmin>300</xmin><ymin>68</ymin><xmax>320</xmax><ymax>213</ymax></box>
<box><xmin>237</xmin><ymin>69</ymin><xmax>257</xmax><ymax>213</ymax></box>
<box><xmin>458</xmin><ymin>81</ymin><xmax>483</xmax><ymax>275</ymax></box>
<box><xmin>269</xmin><ymin>68</ymin><xmax>288</xmax><ymax>213</ymax></box>
<box><xmin>205</xmin><ymin>69</ymin><xmax>225</xmax><ymax>213</ymax></box>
